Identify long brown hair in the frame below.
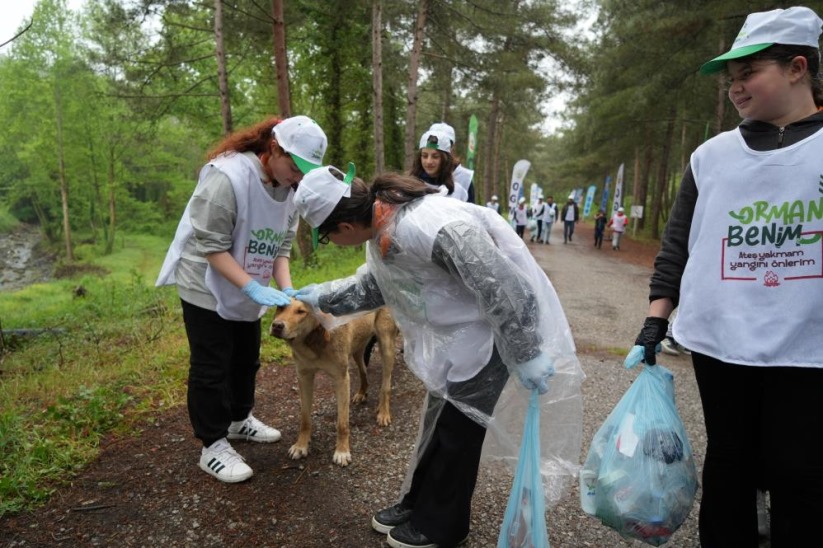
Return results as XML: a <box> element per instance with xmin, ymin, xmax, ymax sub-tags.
<box><xmin>205</xmin><ymin>116</ymin><xmax>284</xmax><ymax>160</ymax></box>
<box><xmin>410</xmin><ymin>144</ymin><xmax>455</xmax><ymax>194</ymax></box>
<box><xmin>748</xmin><ymin>45</ymin><xmax>823</xmax><ymax>106</ymax></box>
<box><xmin>317</xmin><ymin>172</ymin><xmax>438</xmax><ymax>234</ymax></box>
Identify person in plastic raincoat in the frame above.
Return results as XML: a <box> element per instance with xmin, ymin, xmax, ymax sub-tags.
<box><xmin>292</xmin><ymin>167</ymin><xmax>583</xmax><ymax>548</ymax></box>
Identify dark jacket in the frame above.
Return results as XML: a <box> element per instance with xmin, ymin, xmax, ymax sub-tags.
<box><xmin>560</xmin><ymin>202</ymin><xmax>579</xmax><ymax>222</ymax></box>
<box><xmin>649</xmin><ymin>111</ymin><xmax>823</xmax><ymax>306</ymax></box>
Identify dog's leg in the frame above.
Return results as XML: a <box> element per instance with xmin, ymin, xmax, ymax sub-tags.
<box><xmin>351</xmin><ymin>341</ymin><xmax>369</xmax><ymax>405</ymax></box>
<box><xmin>288</xmin><ymin>368</ymin><xmax>315</xmax><ymax>460</ymax></box>
<box><xmin>331</xmin><ymin>369</ymin><xmax>352</xmax><ymax>466</ymax></box>
<box><xmin>375</xmin><ymin>325</ymin><xmax>397</xmax><ymax>427</ymax></box>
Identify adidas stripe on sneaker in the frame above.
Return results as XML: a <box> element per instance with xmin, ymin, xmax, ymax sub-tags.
<box><xmin>199</xmin><ymin>439</ymin><xmax>253</xmax><ymax>483</ymax></box>
<box><xmin>228</xmin><ymin>414</ymin><xmax>281</xmax><ymax>443</ymax></box>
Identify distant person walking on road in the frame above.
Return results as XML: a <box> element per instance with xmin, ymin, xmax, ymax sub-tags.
<box><xmin>630</xmin><ymin>7</ymin><xmax>823</xmax><ymax>547</ymax></box>
<box><xmin>608</xmin><ymin>207</ymin><xmax>629</xmax><ymax>250</ymax></box>
<box><xmin>486</xmin><ymin>195</ymin><xmax>500</xmax><ymax>213</ymax></box>
<box><xmin>530</xmin><ymin>197</ymin><xmax>546</xmax><ymax>242</ymax></box>
<box><xmin>561</xmin><ymin>197</ymin><xmax>579</xmax><ymax>243</ymax></box>
<box><xmin>513</xmin><ymin>197</ymin><xmax>529</xmax><ymax>239</ymax></box>
<box><xmin>593</xmin><ymin>209</ymin><xmax>607</xmax><ymax>249</ymax></box>
<box><xmin>541</xmin><ymin>197</ymin><xmax>556</xmax><ymax>244</ymax></box>
<box><xmin>545</xmin><ymin>195</ymin><xmax>559</xmax><ymax>225</ymax></box>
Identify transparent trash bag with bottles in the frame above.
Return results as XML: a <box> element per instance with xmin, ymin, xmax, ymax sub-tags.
<box><xmin>579</xmin><ymin>346</ymin><xmax>698</xmax><ymax>546</ymax></box>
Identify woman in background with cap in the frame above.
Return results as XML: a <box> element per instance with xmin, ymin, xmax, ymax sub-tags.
<box><xmin>156</xmin><ymin>115</ymin><xmax>327</xmax><ymax>483</ymax></box>
<box><xmin>428</xmin><ymin>121</ymin><xmax>476</xmax><ymax>203</ymax></box>
<box><xmin>630</xmin><ymin>7</ymin><xmax>823</xmax><ymax>546</ymax></box>
<box><xmin>411</xmin><ymin>129</ymin><xmax>463</xmax><ymax>200</ymax></box>
<box><xmin>291</xmin><ymin>168</ymin><xmax>581</xmax><ymax>548</ymax></box>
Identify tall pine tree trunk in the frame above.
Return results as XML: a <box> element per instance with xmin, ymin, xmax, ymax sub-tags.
<box><xmin>272</xmin><ymin>0</ymin><xmax>291</xmax><ymax>118</ymax></box>
<box><xmin>214</xmin><ymin>0</ymin><xmax>233</xmax><ymax>135</ymax></box>
<box><xmin>55</xmin><ymin>80</ymin><xmax>74</xmax><ymax>262</ymax></box>
<box><xmin>651</xmin><ymin>107</ymin><xmax>676</xmax><ymax>239</ymax></box>
<box><xmin>483</xmin><ymin>94</ymin><xmax>500</xmax><ymax>207</ymax></box>
<box><xmin>105</xmin><ymin>146</ymin><xmax>117</xmax><ymax>255</ymax></box>
<box><xmin>403</xmin><ymin>0</ymin><xmax>428</xmax><ymax>171</ymax></box>
<box><xmin>371</xmin><ymin>0</ymin><xmax>385</xmax><ymax>174</ymax></box>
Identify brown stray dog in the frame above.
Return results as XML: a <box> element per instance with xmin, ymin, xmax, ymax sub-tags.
<box><xmin>269</xmin><ymin>299</ymin><xmax>398</xmax><ymax>466</ymax></box>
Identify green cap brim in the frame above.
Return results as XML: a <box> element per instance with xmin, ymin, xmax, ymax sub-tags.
<box><xmin>290</xmin><ymin>153</ymin><xmax>321</xmax><ymax>175</ymax></box>
<box><xmin>699</xmin><ymin>43</ymin><xmax>773</xmax><ymax>75</ymax></box>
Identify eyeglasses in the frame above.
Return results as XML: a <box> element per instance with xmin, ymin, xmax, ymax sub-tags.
<box><xmin>317</xmin><ymin>231</ymin><xmax>331</xmax><ymax>245</ymax></box>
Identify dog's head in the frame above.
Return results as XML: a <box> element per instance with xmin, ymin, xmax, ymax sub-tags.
<box><xmin>269</xmin><ymin>299</ymin><xmax>330</xmax><ymax>346</ymax></box>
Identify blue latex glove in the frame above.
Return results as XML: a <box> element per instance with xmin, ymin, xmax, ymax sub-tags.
<box><xmin>516</xmin><ymin>354</ymin><xmax>555</xmax><ymax>395</ymax></box>
<box><xmin>294</xmin><ymin>284</ymin><xmax>320</xmax><ymax>308</ymax></box>
<box><xmin>241</xmin><ymin>280</ymin><xmax>291</xmax><ymax>307</ymax></box>
<box><xmin>282</xmin><ymin>287</ymin><xmax>297</xmax><ymax>297</ymax></box>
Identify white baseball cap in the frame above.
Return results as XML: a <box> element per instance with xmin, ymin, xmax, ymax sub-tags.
<box><xmin>491</xmin><ymin>195</ymin><xmax>498</xmax><ymax>201</ymax></box>
<box><xmin>700</xmin><ymin>7</ymin><xmax>823</xmax><ymax>75</ymax></box>
<box><xmin>618</xmin><ymin>207</ymin><xmax>625</xmax><ymax>212</ymax></box>
<box><xmin>293</xmin><ymin>164</ymin><xmax>355</xmax><ymax>228</ymax></box>
<box><xmin>272</xmin><ymin>115</ymin><xmax>328</xmax><ymax>174</ymax></box>
<box><xmin>428</xmin><ymin>122</ymin><xmax>456</xmax><ymax>144</ymax></box>
<box><xmin>418</xmin><ymin>130</ymin><xmax>452</xmax><ymax>154</ymax></box>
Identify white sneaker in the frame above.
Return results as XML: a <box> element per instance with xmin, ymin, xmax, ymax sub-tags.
<box><xmin>199</xmin><ymin>439</ymin><xmax>253</xmax><ymax>483</ymax></box>
<box><xmin>228</xmin><ymin>413</ymin><xmax>282</xmax><ymax>443</ymax></box>
<box><xmin>660</xmin><ymin>338</ymin><xmax>680</xmax><ymax>356</ymax></box>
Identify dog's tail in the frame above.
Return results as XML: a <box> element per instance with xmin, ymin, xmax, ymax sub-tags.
<box><xmin>363</xmin><ymin>335</ymin><xmax>377</xmax><ymax>367</ymax></box>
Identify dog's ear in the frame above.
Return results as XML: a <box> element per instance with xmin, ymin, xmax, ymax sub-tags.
<box><xmin>304</xmin><ymin>324</ymin><xmax>330</xmax><ymax>349</ymax></box>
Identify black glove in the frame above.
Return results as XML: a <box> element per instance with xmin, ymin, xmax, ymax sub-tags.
<box><xmin>634</xmin><ymin>316</ymin><xmax>669</xmax><ymax>365</ymax></box>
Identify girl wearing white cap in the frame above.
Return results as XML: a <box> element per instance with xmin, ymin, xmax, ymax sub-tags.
<box><xmin>411</xmin><ymin>129</ymin><xmax>468</xmax><ymax>201</ymax></box>
<box><xmin>292</xmin><ymin>168</ymin><xmax>582</xmax><ymax>548</ymax></box>
<box><xmin>631</xmin><ymin>7</ymin><xmax>823</xmax><ymax>546</ymax></box>
<box><xmin>156</xmin><ymin>116</ymin><xmax>327</xmax><ymax>483</ymax></box>
<box><xmin>428</xmin><ymin>122</ymin><xmax>476</xmax><ymax>203</ymax></box>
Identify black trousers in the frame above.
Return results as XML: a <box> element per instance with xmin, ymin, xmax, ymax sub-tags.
<box><xmin>693</xmin><ymin>353</ymin><xmax>823</xmax><ymax>547</ymax></box>
<box><xmin>181</xmin><ymin>299</ymin><xmax>261</xmax><ymax>447</ymax></box>
<box><xmin>563</xmin><ymin>220</ymin><xmax>575</xmax><ymax>241</ymax></box>
<box><xmin>401</xmin><ymin>349</ymin><xmax>509</xmax><ymax>546</ymax></box>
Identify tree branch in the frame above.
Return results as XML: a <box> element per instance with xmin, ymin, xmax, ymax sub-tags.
<box><xmin>0</xmin><ymin>19</ymin><xmax>33</xmax><ymax>49</ymax></box>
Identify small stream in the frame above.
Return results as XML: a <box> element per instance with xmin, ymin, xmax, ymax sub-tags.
<box><xmin>0</xmin><ymin>224</ymin><xmax>54</xmax><ymax>292</ymax></box>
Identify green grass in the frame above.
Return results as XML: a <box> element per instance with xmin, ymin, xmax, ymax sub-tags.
<box><xmin>0</xmin><ymin>205</ymin><xmax>19</xmax><ymax>233</ymax></box>
<box><xmin>0</xmin><ymin>235</ymin><xmax>368</xmax><ymax>516</ymax></box>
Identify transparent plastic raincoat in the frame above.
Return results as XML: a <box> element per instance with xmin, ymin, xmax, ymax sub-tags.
<box><xmin>311</xmin><ymin>194</ymin><xmax>584</xmax><ymax>504</ymax></box>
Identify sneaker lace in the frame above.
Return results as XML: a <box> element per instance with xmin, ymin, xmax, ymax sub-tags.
<box><xmin>233</xmin><ymin>414</ymin><xmax>272</xmax><ymax>440</ymax></box>
<box><xmin>216</xmin><ymin>445</ymin><xmax>245</xmax><ymax>465</ymax></box>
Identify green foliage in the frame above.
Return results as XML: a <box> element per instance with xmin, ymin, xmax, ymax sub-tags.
<box><xmin>0</xmin><ymin>229</ymin><xmax>368</xmax><ymax>515</ymax></box>
<box><xmin>0</xmin><ymin>204</ymin><xmax>19</xmax><ymax>232</ymax></box>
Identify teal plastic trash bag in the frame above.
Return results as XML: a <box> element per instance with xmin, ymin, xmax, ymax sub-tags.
<box><xmin>498</xmin><ymin>389</ymin><xmax>550</xmax><ymax>548</ymax></box>
<box><xmin>580</xmin><ymin>360</ymin><xmax>697</xmax><ymax>546</ymax></box>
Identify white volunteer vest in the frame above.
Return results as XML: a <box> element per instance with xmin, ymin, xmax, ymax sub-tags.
<box><xmin>674</xmin><ymin>128</ymin><xmax>823</xmax><ymax>367</ymax></box>
<box><xmin>452</xmin><ymin>165</ymin><xmax>474</xmax><ymax>202</ymax></box>
<box><xmin>156</xmin><ymin>153</ymin><xmax>296</xmax><ymax>321</ymax></box>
